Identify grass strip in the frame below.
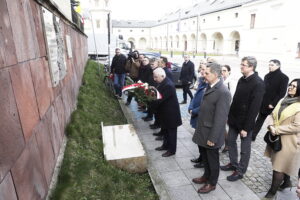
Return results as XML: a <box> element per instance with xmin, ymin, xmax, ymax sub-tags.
<box><xmin>50</xmin><ymin>60</ymin><xmax>158</xmax><ymax>200</ymax></box>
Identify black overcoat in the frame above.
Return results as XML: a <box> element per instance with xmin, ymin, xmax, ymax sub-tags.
<box><xmin>179</xmin><ymin>60</ymin><xmax>194</xmax><ymax>84</ymax></box>
<box><xmin>152</xmin><ymin>78</ymin><xmax>182</xmax><ymax>129</ymax></box>
<box><xmin>260</xmin><ymin>68</ymin><xmax>289</xmax><ymax>115</ymax></box>
<box><xmin>111</xmin><ymin>54</ymin><xmax>127</xmax><ymax>74</ymax></box>
<box><xmin>228</xmin><ymin>72</ymin><xmax>265</xmax><ymax>132</ymax></box>
<box><xmin>138</xmin><ymin>64</ymin><xmax>151</xmax><ymax>82</ymax></box>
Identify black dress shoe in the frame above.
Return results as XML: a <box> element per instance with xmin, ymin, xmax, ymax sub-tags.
<box><xmin>194</xmin><ymin>162</ymin><xmax>204</xmax><ymax>168</ymax></box>
<box><xmin>227</xmin><ymin>171</ymin><xmax>243</xmax><ymax>182</ymax></box>
<box><xmin>153</xmin><ymin>132</ymin><xmax>162</xmax><ymax>136</ymax></box>
<box><xmin>155</xmin><ymin>146</ymin><xmax>167</xmax><ymax>151</ymax></box>
<box><xmin>180</xmin><ymin>101</ymin><xmax>187</xmax><ymax>104</ymax></box>
<box><xmin>191</xmin><ymin>158</ymin><xmax>201</xmax><ymax>163</ymax></box>
<box><xmin>162</xmin><ymin>151</ymin><xmax>175</xmax><ymax>157</ymax></box>
<box><xmin>220</xmin><ymin>163</ymin><xmax>236</xmax><ymax>171</ymax></box>
<box><xmin>155</xmin><ymin>136</ymin><xmax>163</xmax><ymax>141</ymax></box>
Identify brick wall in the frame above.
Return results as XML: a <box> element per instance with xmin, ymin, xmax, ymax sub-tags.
<box><xmin>0</xmin><ymin>0</ymin><xmax>88</xmax><ymax>199</ymax></box>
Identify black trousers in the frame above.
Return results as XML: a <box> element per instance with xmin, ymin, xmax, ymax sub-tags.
<box><xmin>146</xmin><ymin>105</ymin><xmax>154</xmax><ymax>118</ymax></box>
<box><xmin>153</xmin><ymin>113</ymin><xmax>161</xmax><ymax>126</ymax></box>
<box><xmin>197</xmin><ymin>145</ymin><xmax>203</xmax><ymax>161</ymax></box>
<box><xmin>126</xmin><ymin>77</ymin><xmax>138</xmax><ymax>103</ymax></box>
<box><xmin>228</xmin><ymin>127</ymin><xmax>252</xmax><ymax>174</ymax></box>
<box><xmin>252</xmin><ymin>112</ymin><xmax>268</xmax><ymax>140</ymax></box>
<box><xmin>199</xmin><ymin>146</ymin><xmax>219</xmax><ymax>186</ymax></box>
<box><xmin>182</xmin><ymin>84</ymin><xmax>193</xmax><ymax>101</ymax></box>
<box><xmin>162</xmin><ymin>128</ymin><xmax>177</xmax><ymax>153</ymax></box>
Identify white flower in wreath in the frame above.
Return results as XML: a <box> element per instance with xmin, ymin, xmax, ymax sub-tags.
<box><xmin>143</xmin><ymin>83</ymin><xmax>149</xmax><ymax>89</ymax></box>
<box><xmin>137</xmin><ymin>80</ymin><xmax>143</xmax><ymax>84</ymax></box>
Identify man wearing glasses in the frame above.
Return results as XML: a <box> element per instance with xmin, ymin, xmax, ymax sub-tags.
<box><xmin>252</xmin><ymin>59</ymin><xmax>289</xmax><ymax>141</ymax></box>
<box><xmin>221</xmin><ymin>56</ymin><xmax>265</xmax><ymax>181</ymax></box>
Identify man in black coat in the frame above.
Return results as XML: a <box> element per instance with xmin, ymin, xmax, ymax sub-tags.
<box><xmin>179</xmin><ymin>55</ymin><xmax>194</xmax><ymax>104</ymax></box>
<box><xmin>151</xmin><ymin>57</ymin><xmax>174</xmax><ymax>133</ymax></box>
<box><xmin>142</xmin><ymin>58</ymin><xmax>159</xmax><ymax>122</ymax></box>
<box><xmin>138</xmin><ymin>57</ymin><xmax>152</xmax><ymax>84</ymax></box>
<box><xmin>153</xmin><ymin>68</ymin><xmax>182</xmax><ymax>157</ymax></box>
<box><xmin>252</xmin><ymin>59</ymin><xmax>289</xmax><ymax>141</ymax></box>
<box><xmin>110</xmin><ymin>48</ymin><xmax>127</xmax><ymax>98</ymax></box>
<box><xmin>192</xmin><ymin>63</ymin><xmax>231</xmax><ymax>193</ymax></box>
<box><xmin>221</xmin><ymin>56</ymin><xmax>265</xmax><ymax>182</ymax></box>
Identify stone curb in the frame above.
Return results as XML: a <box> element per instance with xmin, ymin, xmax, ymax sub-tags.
<box><xmin>46</xmin><ymin>135</ymin><xmax>68</xmax><ymax>200</ymax></box>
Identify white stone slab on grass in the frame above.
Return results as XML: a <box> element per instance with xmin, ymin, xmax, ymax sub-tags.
<box><xmin>101</xmin><ymin>123</ymin><xmax>147</xmax><ymax>173</ymax></box>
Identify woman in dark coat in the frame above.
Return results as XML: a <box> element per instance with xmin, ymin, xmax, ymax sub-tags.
<box><xmin>189</xmin><ymin>77</ymin><xmax>208</xmax><ymax>128</ymax></box>
<box><xmin>152</xmin><ymin>68</ymin><xmax>182</xmax><ymax>157</ymax></box>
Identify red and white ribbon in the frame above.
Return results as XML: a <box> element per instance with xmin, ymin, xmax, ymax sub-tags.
<box><xmin>122</xmin><ymin>83</ymin><xmax>162</xmax><ymax>100</ymax></box>
<box><xmin>152</xmin><ymin>87</ymin><xmax>162</xmax><ymax>99</ymax></box>
<box><xmin>122</xmin><ymin>83</ymin><xmax>144</xmax><ymax>93</ymax></box>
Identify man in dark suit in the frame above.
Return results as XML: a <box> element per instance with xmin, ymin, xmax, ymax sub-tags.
<box><xmin>153</xmin><ymin>68</ymin><xmax>182</xmax><ymax>157</ymax></box>
<box><xmin>252</xmin><ymin>59</ymin><xmax>289</xmax><ymax>141</ymax></box>
<box><xmin>221</xmin><ymin>56</ymin><xmax>265</xmax><ymax>182</ymax></box>
<box><xmin>192</xmin><ymin>63</ymin><xmax>231</xmax><ymax>193</ymax></box>
<box><xmin>151</xmin><ymin>57</ymin><xmax>174</xmax><ymax>136</ymax></box>
<box><xmin>179</xmin><ymin>55</ymin><xmax>194</xmax><ymax>104</ymax></box>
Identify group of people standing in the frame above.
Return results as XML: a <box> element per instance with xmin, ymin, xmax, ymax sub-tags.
<box><xmin>110</xmin><ymin>48</ymin><xmax>182</xmax><ymax>157</ymax></box>
<box><xmin>188</xmin><ymin>56</ymin><xmax>300</xmax><ymax>199</ymax></box>
<box><xmin>110</xmin><ymin>48</ymin><xmax>300</xmax><ymax>199</ymax></box>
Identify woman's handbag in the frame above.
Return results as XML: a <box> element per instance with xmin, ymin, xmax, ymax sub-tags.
<box><xmin>263</xmin><ymin>131</ymin><xmax>282</xmax><ymax>152</ymax></box>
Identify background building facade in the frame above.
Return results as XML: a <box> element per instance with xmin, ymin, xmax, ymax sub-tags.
<box><xmin>112</xmin><ymin>0</ymin><xmax>300</xmax><ymax>64</ymax></box>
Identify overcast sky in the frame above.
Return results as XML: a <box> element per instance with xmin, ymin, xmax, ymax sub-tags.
<box><xmin>110</xmin><ymin>0</ymin><xmax>199</xmax><ymax>20</ymax></box>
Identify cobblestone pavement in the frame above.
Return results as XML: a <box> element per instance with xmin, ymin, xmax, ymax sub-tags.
<box><xmin>175</xmin><ymin>88</ymin><xmax>298</xmax><ymax>197</ymax></box>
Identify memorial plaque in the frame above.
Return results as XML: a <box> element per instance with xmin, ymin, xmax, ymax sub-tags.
<box><xmin>66</xmin><ymin>35</ymin><xmax>72</xmax><ymax>58</ymax></box>
<box><xmin>42</xmin><ymin>8</ymin><xmax>59</xmax><ymax>87</ymax></box>
<box><xmin>42</xmin><ymin>8</ymin><xmax>67</xmax><ymax>86</ymax></box>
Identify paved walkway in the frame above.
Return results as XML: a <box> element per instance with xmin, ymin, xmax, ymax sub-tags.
<box><xmin>119</xmin><ymin>90</ymin><xmax>298</xmax><ymax>200</ymax></box>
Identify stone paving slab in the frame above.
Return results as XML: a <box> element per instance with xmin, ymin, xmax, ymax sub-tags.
<box><xmin>119</xmin><ymin>91</ymin><xmax>298</xmax><ymax>200</ymax></box>
<box><xmin>167</xmin><ymin>185</ymin><xmax>201</xmax><ymax>200</ymax></box>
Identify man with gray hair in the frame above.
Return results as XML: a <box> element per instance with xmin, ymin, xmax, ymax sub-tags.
<box><xmin>152</xmin><ymin>68</ymin><xmax>182</xmax><ymax>157</ymax></box>
<box><xmin>192</xmin><ymin>63</ymin><xmax>231</xmax><ymax>193</ymax></box>
<box><xmin>221</xmin><ymin>56</ymin><xmax>265</xmax><ymax>182</ymax></box>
